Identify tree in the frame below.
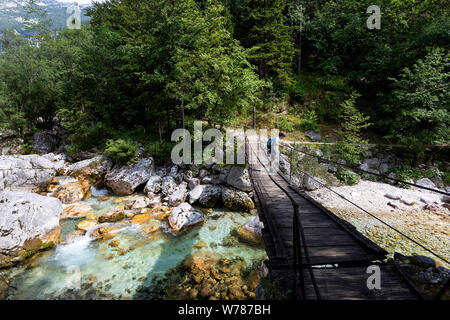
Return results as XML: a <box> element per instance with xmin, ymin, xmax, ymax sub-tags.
<box><xmin>386</xmin><ymin>48</ymin><xmax>450</xmax><ymax>149</ymax></box>
<box><xmin>233</xmin><ymin>0</ymin><xmax>295</xmax><ymax>86</ymax></box>
<box><xmin>333</xmin><ymin>92</ymin><xmax>372</xmax><ymax>165</ymax></box>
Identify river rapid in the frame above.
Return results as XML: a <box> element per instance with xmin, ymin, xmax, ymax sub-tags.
<box><xmin>1</xmin><ymin>182</ymin><xmax>267</xmax><ymax>300</ymax></box>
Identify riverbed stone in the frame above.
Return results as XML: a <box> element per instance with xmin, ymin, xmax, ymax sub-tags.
<box><xmin>161</xmin><ymin>176</ymin><xmax>177</xmax><ymax>196</ymax></box>
<box><xmin>98</xmin><ymin>205</ymin><xmax>125</xmax><ymax>223</ymax></box>
<box><xmin>222</xmin><ymin>188</ymin><xmax>255</xmax><ymax>212</ymax></box>
<box><xmin>0</xmin><ymin>192</ymin><xmax>62</xmax><ymax>268</ymax></box>
<box><xmin>0</xmin><ymin>155</ymin><xmax>65</xmax><ymax>192</ymax></box>
<box><xmin>235</xmin><ymin>216</ymin><xmax>264</xmax><ymax>246</ymax></box>
<box><xmin>52</xmin><ymin>180</ymin><xmax>91</xmax><ymax>204</ymax></box>
<box><xmin>226</xmin><ymin>166</ymin><xmax>252</xmax><ymax>192</ymax></box>
<box><xmin>143</xmin><ymin>175</ymin><xmax>162</xmax><ymax>194</ymax></box>
<box><xmin>105</xmin><ymin>158</ymin><xmax>154</xmax><ymax>195</ymax></box>
<box><xmin>125</xmin><ymin>196</ymin><xmax>151</xmax><ymax>210</ymax></box>
<box><xmin>168</xmin><ymin>202</ymin><xmax>194</xmax><ymax>231</ymax></box>
<box><xmin>67</xmin><ymin>156</ymin><xmax>112</xmax><ymax>179</ymax></box>
<box><xmin>61</xmin><ymin>204</ymin><xmax>94</xmax><ymax>220</ymax></box>
<box><xmin>416</xmin><ymin>178</ymin><xmax>436</xmax><ymax>190</ymax></box>
<box><xmin>198</xmin><ymin>185</ymin><xmax>222</xmax><ymax>207</ymax></box>
<box><xmin>302</xmin><ymin>175</ymin><xmax>325</xmax><ymax>191</ymax></box>
<box><xmin>168</xmin><ymin>184</ymin><xmax>188</xmax><ymax>207</ymax></box>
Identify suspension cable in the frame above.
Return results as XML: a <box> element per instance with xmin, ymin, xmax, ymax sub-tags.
<box><xmin>280</xmin><ymin>141</ymin><xmax>450</xmax><ymax>196</ymax></box>
<box><xmin>284</xmin><ymin>144</ymin><xmax>449</xmax><ymax>266</ymax></box>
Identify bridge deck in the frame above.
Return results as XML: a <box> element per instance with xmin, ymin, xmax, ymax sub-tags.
<box><xmin>246</xmin><ymin>137</ymin><xmax>423</xmax><ymax>300</ymax></box>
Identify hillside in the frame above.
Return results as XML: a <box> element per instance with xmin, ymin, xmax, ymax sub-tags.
<box><xmin>0</xmin><ymin>0</ymin><xmax>91</xmax><ymax>36</ymax></box>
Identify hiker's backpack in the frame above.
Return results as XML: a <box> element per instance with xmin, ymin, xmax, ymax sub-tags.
<box><xmin>267</xmin><ymin>137</ymin><xmax>273</xmax><ymax>153</ymax></box>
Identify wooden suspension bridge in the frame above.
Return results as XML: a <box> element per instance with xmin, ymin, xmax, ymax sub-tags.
<box><xmin>245</xmin><ymin>135</ymin><xmax>444</xmax><ymax>300</ymax></box>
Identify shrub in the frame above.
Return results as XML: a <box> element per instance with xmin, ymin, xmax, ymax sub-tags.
<box><xmin>104</xmin><ymin>139</ymin><xmax>138</xmax><ymax>164</ymax></box>
<box><xmin>336</xmin><ymin>168</ymin><xmax>360</xmax><ymax>185</ymax></box>
<box><xmin>299</xmin><ymin>110</ymin><xmax>319</xmax><ymax>131</ymax></box>
<box><xmin>144</xmin><ymin>141</ymin><xmax>174</xmax><ymax>162</ymax></box>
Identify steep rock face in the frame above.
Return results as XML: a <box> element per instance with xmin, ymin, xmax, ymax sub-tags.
<box><xmin>105</xmin><ymin>158</ymin><xmax>154</xmax><ymax>195</ymax></box>
<box><xmin>226</xmin><ymin>166</ymin><xmax>252</xmax><ymax>192</ymax></box>
<box><xmin>0</xmin><ymin>192</ymin><xmax>62</xmax><ymax>268</ymax></box>
<box><xmin>0</xmin><ymin>154</ymin><xmax>65</xmax><ymax>192</ymax></box>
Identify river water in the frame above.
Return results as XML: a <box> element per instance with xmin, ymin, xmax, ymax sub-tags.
<box><xmin>2</xmin><ymin>185</ymin><xmax>267</xmax><ymax>300</ymax></box>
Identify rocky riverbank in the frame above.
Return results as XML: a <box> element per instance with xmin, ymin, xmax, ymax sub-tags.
<box><xmin>0</xmin><ymin>150</ymin><xmax>269</xmax><ymax>300</ymax></box>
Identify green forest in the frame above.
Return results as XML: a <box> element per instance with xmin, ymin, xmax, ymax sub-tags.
<box><xmin>0</xmin><ymin>0</ymin><xmax>448</xmax><ymax>164</ymax></box>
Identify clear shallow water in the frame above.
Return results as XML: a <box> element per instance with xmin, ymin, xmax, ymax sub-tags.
<box><xmin>2</xmin><ymin>186</ymin><xmax>267</xmax><ymax>300</ymax></box>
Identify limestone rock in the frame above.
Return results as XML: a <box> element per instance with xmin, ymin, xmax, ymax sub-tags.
<box><xmin>0</xmin><ymin>155</ymin><xmax>64</xmax><ymax>192</ymax></box>
<box><xmin>0</xmin><ymin>192</ymin><xmax>62</xmax><ymax>268</ymax></box>
<box><xmin>98</xmin><ymin>205</ymin><xmax>125</xmax><ymax>223</ymax></box>
<box><xmin>61</xmin><ymin>204</ymin><xmax>93</xmax><ymax>219</ymax></box>
<box><xmin>198</xmin><ymin>185</ymin><xmax>222</xmax><ymax>207</ymax></box>
<box><xmin>52</xmin><ymin>180</ymin><xmax>91</xmax><ymax>204</ymax></box>
<box><xmin>161</xmin><ymin>176</ymin><xmax>177</xmax><ymax>197</ymax></box>
<box><xmin>169</xmin><ymin>203</ymin><xmax>204</xmax><ymax>231</ymax></box>
<box><xmin>67</xmin><ymin>156</ymin><xmax>112</xmax><ymax>178</ymax></box>
<box><xmin>222</xmin><ymin>188</ymin><xmax>255</xmax><ymax>212</ymax></box>
<box><xmin>226</xmin><ymin>166</ymin><xmax>252</xmax><ymax>192</ymax></box>
<box><xmin>305</xmin><ymin>130</ymin><xmax>321</xmax><ymax>141</ymax></box>
<box><xmin>302</xmin><ymin>175</ymin><xmax>325</xmax><ymax>191</ymax></box>
<box><xmin>105</xmin><ymin>158</ymin><xmax>154</xmax><ymax>195</ymax></box>
<box><xmin>144</xmin><ymin>175</ymin><xmax>163</xmax><ymax>194</ymax></box>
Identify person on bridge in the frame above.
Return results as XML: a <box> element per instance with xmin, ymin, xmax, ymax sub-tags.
<box><xmin>267</xmin><ymin>132</ymin><xmax>285</xmax><ymax>170</ymax></box>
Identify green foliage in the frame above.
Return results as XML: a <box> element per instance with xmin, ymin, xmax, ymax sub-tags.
<box><xmin>299</xmin><ymin>110</ymin><xmax>319</xmax><ymax>131</ymax></box>
<box><xmin>104</xmin><ymin>139</ymin><xmax>139</xmax><ymax>164</ymax></box>
<box><xmin>277</xmin><ymin>116</ymin><xmax>294</xmax><ymax>132</ymax></box>
<box><xmin>332</xmin><ymin>93</ymin><xmax>371</xmax><ymax>165</ymax></box>
<box><xmin>388</xmin><ymin>166</ymin><xmax>422</xmax><ymax>189</ymax></box>
<box><xmin>336</xmin><ymin>168</ymin><xmax>360</xmax><ymax>185</ymax></box>
<box><xmin>145</xmin><ymin>141</ymin><xmax>174</xmax><ymax>162</ymax></box>
<box><xmin>385</xmin><ymin>48</ymin><xmax>450</xmax><ymax>151</ymax></box>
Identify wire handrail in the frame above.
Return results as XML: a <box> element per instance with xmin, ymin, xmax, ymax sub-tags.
<box><xmin>282</xmin><ymin>142</ymin><xmax>449</xmax><ymax>267</ymax></box>
<box><xmin>280</xmin><ymin>141</ymin><xmax>450</xmax><ymax>196</ymax></box>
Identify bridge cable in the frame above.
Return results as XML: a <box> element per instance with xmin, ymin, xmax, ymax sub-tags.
<box><xmin>280</xmin><ymin>142</ymin><xmax>450</xmax><ymax>197</ymax></box>
<box><xmin>248</xmin><ymin>138</ymin><xmax>322</xmax><ymax>299</ymax></box>
<box><xmin>283</xmin><ymin>144</ymin><xmax>449</xmax><ymax>266</ymax></box>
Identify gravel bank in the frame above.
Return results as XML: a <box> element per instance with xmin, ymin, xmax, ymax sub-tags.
<box><xmin>307</xmin><ymin>180</ymin><xmax>449</xmax><ymax>265</ymax></box>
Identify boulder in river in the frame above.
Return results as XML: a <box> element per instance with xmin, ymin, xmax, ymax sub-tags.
<box><xmin>226</xmin><ymin>166</ymin><xmax>252</xmax><ymax>192</ymax></box>
<box><xmin>168</xmin><ymin>183</ymin><xmax>188</xmax><ymax>207</ymax></box>
<box><xmin>66</xmin><ymin>156</ymin><xmax>112</xmax><ymax>179</ymax></box>
<box><xmin>98</xmin><ymin>205</ymin><xmax>125</xmax><ymax>223</ymax></box>
<box><xmin>143</xmin><ymin>175</ymin><xmax>163</xmax><ymax>194</ymax></box>
<box><xmin>235</xmin><ymin>216</ymin><xmax>264</xmax><ymax>246</ymax></box>
<box><xmin>105</xmin><ymin>158</ymin><xmax>154</xmax><ymax>195</ymax></box>
<box><xmin>61</xmin><ymin>204</ymin><xmax>94</xmax><ymax>219</ymax></box>
<box><xmin>0</xmin><ymin>154</ymin><xmax>64</xmax><ymax>192</ymax></box>
<box><xmin>168</xmin><ymin>202</ymin><xmax>203</xmax><ymax>231</ymax></box>
<box><xmin>198</xmin><ymin>185</ymin><xmax>222</xmax><ymax>208</ymax></box>
<box><xmin>52</xmin><ymin>179</ymin><xmax>91</xmax><ymax>204</ymax></box>
<box><xmin>161</xmin><ymin>176</ymin><xmax>177</xmax><ymax>197</ymax></box>
<box><xmin>0</xmin><ymin>192</ymin><xmax>62</xmax><ymax>268</ymax></box>
<box><xmin>222</xmin><ymin>188</ymin><xmax>255</xmax><ymax>212</ymax></box>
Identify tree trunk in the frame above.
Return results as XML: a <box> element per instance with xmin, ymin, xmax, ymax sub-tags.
<box><xmin>297</xmin><ymin>30</ymin><xmax>302</xmax><ymax>74</ymax></box>
<box><xmin>253</xmin><ymin>104</ymin><xmax>256</xmax><ymax>129</ymax></box>
<box><xmin>181</xmin><ymin>99</ymin><xmax>185</xmax><ymax>129</ymax></box>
